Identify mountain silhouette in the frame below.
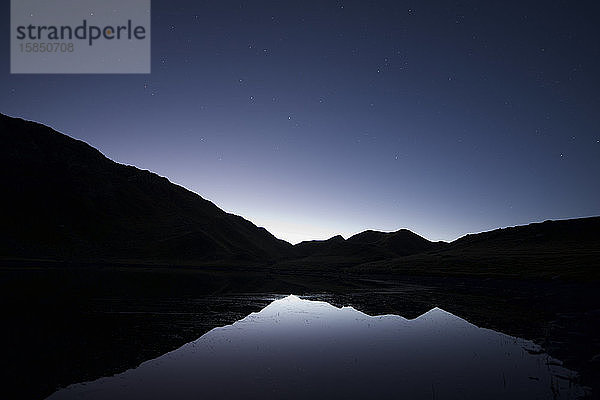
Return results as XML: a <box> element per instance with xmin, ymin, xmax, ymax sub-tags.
<box><xmin>291</xmin><ymin>229</ymin><xmax>444</xmax><ymax>265</ymax></box>
<box><xmin>0</xmin><ymin>113</ymin><xmax>292</xmax><ymax>263</ymax></box>
<box><xmin>1</xmin><ymin>113</ymin><xmax>598</xmax><ymax>276</ymax></box>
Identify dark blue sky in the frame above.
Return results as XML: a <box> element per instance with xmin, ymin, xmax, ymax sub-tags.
<box><xmin>2</xmin><ymin>1</ymin><xmax>599</xmax><ymax>243</ymax></box>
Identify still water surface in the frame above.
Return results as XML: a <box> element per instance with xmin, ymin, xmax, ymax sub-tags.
<box><xmin>47</xmin><ymin>295</ymin><xmax>584</xmax><ymax>399</ymax></box>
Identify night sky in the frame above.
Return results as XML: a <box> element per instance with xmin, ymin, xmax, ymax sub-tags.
<box><xmin>2</xmin><ymin>1</ymin><xmax>599</xmax><ymax>244</ymax></box>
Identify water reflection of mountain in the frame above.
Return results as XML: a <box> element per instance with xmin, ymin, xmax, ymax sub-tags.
<box><xmin>47</xmin><ymin>295</ymin><xmax>585</xmax><ymax>400</ymax></box>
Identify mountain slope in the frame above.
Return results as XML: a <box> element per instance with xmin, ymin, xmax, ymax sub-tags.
<box><xmin>353</xmin><ymin>217</ymin><xmax>600</xmax><ymax>280</ymax></box>
<box><xmin>0</xmin><ymin>113</ymin><xmax>292</xmax><ymax>263</ymax></box>
<box><xmin>448</xmin><ymin>217</ymin><xmax>600</xmax><ymax>252</ymax></box>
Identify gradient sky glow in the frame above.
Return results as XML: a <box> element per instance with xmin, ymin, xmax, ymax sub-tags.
<box><xmin>2</xmin><ymin>1</ymin><xmax>599</xmax><ymax>244</ymax></box>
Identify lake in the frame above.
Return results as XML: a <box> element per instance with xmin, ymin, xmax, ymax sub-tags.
<box><xmin>46</xmin><ymin>294</ymin><xmax>585</xmax><ymax>399</ymax></box>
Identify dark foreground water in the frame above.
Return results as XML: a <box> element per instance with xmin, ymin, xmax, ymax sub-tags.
<box><xmin>47</xmin><ymin>295</ymin><xmax>584</xmax><ymax>399</ymax></box>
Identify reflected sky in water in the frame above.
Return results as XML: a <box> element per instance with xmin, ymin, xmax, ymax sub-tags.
<box><xmin>47</xmin><ymin>295</ymin><xmax>585</xmax><ymax>399</ymax></box>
